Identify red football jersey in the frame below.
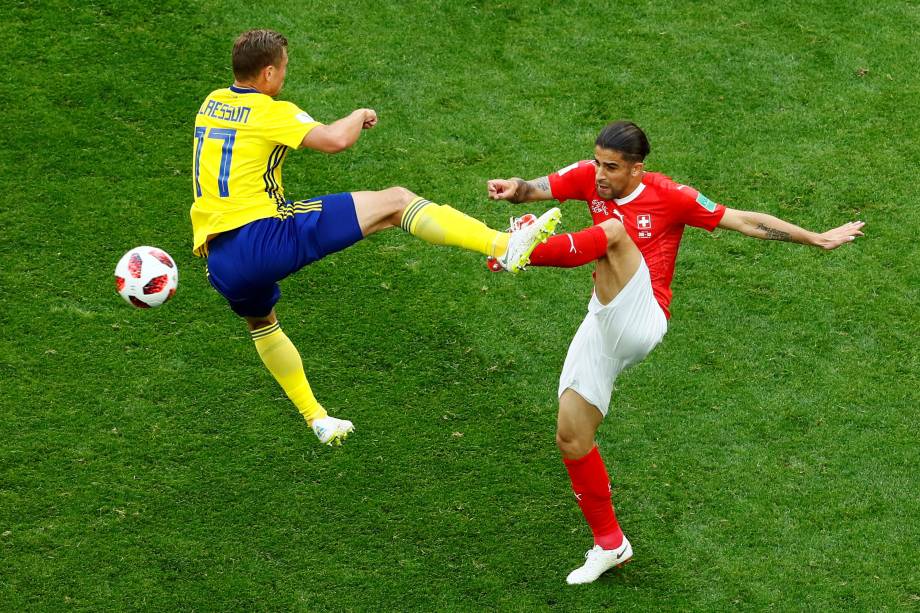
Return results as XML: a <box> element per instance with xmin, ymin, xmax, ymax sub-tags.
<box><xmin>549</xmin><ymin>160</ymin><xmax>726</xmax><ymax>318</ymax></box>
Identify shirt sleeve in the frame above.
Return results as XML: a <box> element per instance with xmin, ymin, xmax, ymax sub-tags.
<box><xmin>260</xmin><ymin>100</ymin><xmax>322</xmax><ymax>149</ymax></box>
<box><xmin>548</xmin><ymin>160</ymin><xmax>595</xmax><ymax>202</ymax></box>
<box><xmin>667</xmin><ymin>180</ymin><xmax>727</xmax><ymax>231</ymax></box>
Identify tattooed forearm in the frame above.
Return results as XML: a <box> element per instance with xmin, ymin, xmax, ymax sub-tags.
<box><xmin>756</xmin><ymin>223</ymin><xmax>791</xmax><ymax>241</ymax></box>
<box><xmin>507</xmin><ymin>177</ymin><xmax>549</xmax><ymax>203</ymax></box>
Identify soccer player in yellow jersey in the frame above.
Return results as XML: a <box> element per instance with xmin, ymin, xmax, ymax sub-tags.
<box><xmin>191</xmin><ymin>29</ymin><xmax>562</xmax><ymax>446</ymax></box>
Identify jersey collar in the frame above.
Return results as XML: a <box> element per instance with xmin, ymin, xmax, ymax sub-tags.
<box><xmin>614</xmin><ymin>182</ymin><xmax>645</xmax><ymax>206</ymax></box>
<box><xmin>229</xmin><ymin>84</ymin><xmax>261</xmax><ymax>94</ymax></box>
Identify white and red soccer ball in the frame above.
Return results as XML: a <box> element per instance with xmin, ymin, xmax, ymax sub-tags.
<box><xmin>114</xmin><ymin>246</ymin><xmax>178</xmax><ymax>308</ymax></box>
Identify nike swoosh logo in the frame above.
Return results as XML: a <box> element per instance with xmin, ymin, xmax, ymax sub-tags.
<box><xmin>616</xmin><ymin>548</ymin><xmax>628</xmax><ymax>560</ymax></box>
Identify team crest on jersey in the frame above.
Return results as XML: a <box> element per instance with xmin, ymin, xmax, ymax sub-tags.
<box><xmin>591</xmin><ymin>199</ymin><xmax>610</xmax><ymax>216</ymax></box>
<box><xmin>696</xmin><ymin>192</ymin><xmax>717</xmax><ymax>212</ymax></box>
<box><xmin>637</xmin><ymin>214</ymin><xmax>652</xmax><ymax>239</ymax></box>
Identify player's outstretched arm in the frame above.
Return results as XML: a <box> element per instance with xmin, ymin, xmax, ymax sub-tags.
<box><xmin>301</xmin><ymin>108</ymin><xmax>377</xmax><ymax>153</ymax></box>
<box><xmin>717</xmin><ymin>208</ymin><xmax>865</xmax><ymax>250</ymax></box>
<box><xmin>487</xmin><ymin>176</ymin><xmax>553</xmax><ymax>203</ymax></box>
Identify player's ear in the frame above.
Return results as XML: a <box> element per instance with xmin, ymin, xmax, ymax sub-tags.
<box><xmin>631</xmin><ymin>162</ymin><xmax>644</xmax><ymax>176</ymax></box>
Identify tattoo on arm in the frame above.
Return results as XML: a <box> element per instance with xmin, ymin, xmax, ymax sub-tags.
<box><xmin>756</xmin><ymin>223</ymin><xmax>791</xmax><ymax>241</ymax></box>
<box><xmin>509</xmin><ymin>177</ymin><xmax>549</xmax><ymax>203</ymax></box>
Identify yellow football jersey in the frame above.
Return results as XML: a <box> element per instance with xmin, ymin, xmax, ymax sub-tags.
<box><xmin>190</xmin><ymin>85</ymin><xmax>321</xmax><ymax>256</ymax></box>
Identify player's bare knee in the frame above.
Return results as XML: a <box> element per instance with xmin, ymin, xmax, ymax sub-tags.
<box><xmin>381</xmin><ymin>186</ymin><xmax>418</xmax><ymax>223</ymax></box>
<box><xmin>385</xmin><ymin>186</ymin><xmax>416</xmax><ymax>207</ymax></box>
<box><xmin>245</xmin><ymin>316</ymin><xmax>274</xmax><ymax>332</ymax></box>
<box><xmin>556</xmin><ymin>428</ymin><xmax>591</xmax><ymax>458</ymax></box>
<box><xmin>598</xmin><ymin>218</ymin><xmax>628</xmax><ymax>248</ymax></box>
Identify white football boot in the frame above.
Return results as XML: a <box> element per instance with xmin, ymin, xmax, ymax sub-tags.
<box><xmin>496</xmin><ymin>207</ymin><xmax>561</xmax><ymax>273</ymax></box>
<box><xmin>311</xmin><ymin>415</ymin><xmax>355</xmax><ymax>446</ymax></box>
<box><xmin>565</xmin><ymin>537</ymin><xmax>633</xmax><ymax>585</ymax></box>
<box><xmin>487</xmin><ymin>213</ymin><xmax>538</xmax><ymax>272</ymax></box>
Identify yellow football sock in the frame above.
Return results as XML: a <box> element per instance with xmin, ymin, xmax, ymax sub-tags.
<box><xmin>250</xmin><ymin>322</ymin><xmax>327</xmax><ymax>424</ymax></box>
<box><xmin>400</xmin><ymin>197</ymin><xmax>509</xmax><ymax>257</ymax></box>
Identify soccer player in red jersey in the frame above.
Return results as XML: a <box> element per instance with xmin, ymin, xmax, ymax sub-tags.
<box><xmin>487</xmin><ymin>120</ymin><xmax>865</xmax><ymax>584</ymax></box>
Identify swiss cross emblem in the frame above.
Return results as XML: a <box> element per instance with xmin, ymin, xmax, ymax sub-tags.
<box><xmin>637</xmin><ymin>214</ymin><xmax>652</xmax><ymax>239</ymax></box>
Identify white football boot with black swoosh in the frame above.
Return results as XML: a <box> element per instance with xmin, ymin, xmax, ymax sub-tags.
<box><xmin>565</xmin><ymin>537</ymin><xmax>633</xmax><ymax>585</ymax></box>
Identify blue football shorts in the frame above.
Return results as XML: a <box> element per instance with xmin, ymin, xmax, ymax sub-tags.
<box><xmin>206</xmin><ymin>192</ymin><xmax>363</xmax><ymax>317</ymax></box>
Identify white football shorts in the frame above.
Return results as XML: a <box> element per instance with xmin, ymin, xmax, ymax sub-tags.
<box><xmin>558</xmin><ymin>259</ymin><xmax>667</xmax><ymax>416</ymax></box>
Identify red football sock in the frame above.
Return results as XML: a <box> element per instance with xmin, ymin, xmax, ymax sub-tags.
<box><xmin>563</xmin><ymin>446</ymin><xmax>624</xmax><ymax>550</ymax></box>
<box><xmin>529</xmin><ymin>224</ymin><xmax>608</xmax><ymax>268</ymax></box>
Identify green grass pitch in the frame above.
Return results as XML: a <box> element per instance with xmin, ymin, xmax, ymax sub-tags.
<box><xmin>2</xmin><ymin>0</ymin><xmax>919</xmax><ymax>610</ymax></box>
